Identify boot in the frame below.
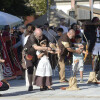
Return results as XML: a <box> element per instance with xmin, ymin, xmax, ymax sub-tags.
<box><xmin>28</xmin><ymin>74</ymin><xmax>33</xmax><ymax>91</ymax></box>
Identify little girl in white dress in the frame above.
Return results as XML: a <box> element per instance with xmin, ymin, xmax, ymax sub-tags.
<box><xmin>34</xmin><ymin>40</ymin><xmax>56</xmax><ymax>91</ymax></box>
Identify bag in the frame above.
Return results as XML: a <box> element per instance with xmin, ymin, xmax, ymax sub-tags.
<box><xmin>66</xmin><ymin>77</ymin><xmax>80</xmax><ymax>90</ymax></box>
<box><xmin>26</xmin><ymin>55</ymin><xmax>33</xmax><ymax>60</ymax></box>
<box><xmin>87</xmin><ymin>72</ymin><xmax>98</xmax><ymax>83</ymax></box>
<box><xmin>24</xmin><ymin>46</ymin><xmax>35</xmax><ymax>61</ymax></box>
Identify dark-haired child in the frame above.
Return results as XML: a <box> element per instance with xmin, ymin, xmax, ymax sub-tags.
<box><xmin>72</xmin><ymin>35</ymin><xmax>87</xmax><ymax>83</ymax></box>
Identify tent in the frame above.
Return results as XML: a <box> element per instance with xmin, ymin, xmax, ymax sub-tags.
<box><xmin>0</xmin><ymin>11</ymin><xmax>22</xmax><ymax>29</ymax></box>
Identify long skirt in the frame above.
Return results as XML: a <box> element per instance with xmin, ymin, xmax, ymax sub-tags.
<box><xmin>34</xmin><ymin>56</ymin><xmax>52</xmax><ymax>86</ymax></box>
<box><xmin>34</xmin><ymin>76</ymin><xmax>52</xmax><ymax>86</ymax></box>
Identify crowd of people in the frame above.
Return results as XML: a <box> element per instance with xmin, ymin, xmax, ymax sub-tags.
<box><xmin>0</xmin><ymin>17</ymin><xmax>100</xmax><ymax>93</ymax></box>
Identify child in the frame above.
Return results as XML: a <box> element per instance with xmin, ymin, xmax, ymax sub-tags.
<box><xmin>34</xmin><ymin>40</ymin><xmax>57</xmax><ymax>91</ymax></box>
<box><xmin>56</xmin><ymin>28</ymin><xmax>63</xmax><ymax>41</ymax></box>
<box><xmin>0</xmin><ymin>58</ymin><xmax>9</xmax><ymax>93</ymax></box>
<box><xmin>72</xmin><ymin>35</ymin><xmax>87</xmax><ymax>83</ymax></box>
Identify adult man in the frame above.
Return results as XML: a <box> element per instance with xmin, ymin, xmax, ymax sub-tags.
<box><xmin>58</xmin><ymin>29</ymin><xmax>82</xmax><ymax>83</ymax></box>
<box><xmin>59</xmin><ymin>18</ymin><xmax>68</xmax><ymax>34</ymax></box>
<box><xmin>24</xmin><ymin>28</ymin><xmax>51</xmax><ymax>91</ymax></box>
<box><xmin>43</xmin><ymin>23</ymin><xmax>57</xmax><ymax>43</ymax></box>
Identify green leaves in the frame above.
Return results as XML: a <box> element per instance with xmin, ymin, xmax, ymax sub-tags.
<box><xmin>29</xmin><ymin>0</ymin><xmax>51</xmax><ymax>16</ymax></box>
<box><xmin>0</xmin><ymin>0</ymin><xmax>51</xmax><ymax>16</ymax></box>
<box><xmin>0</xmin><ymin>0</ymin><xmax>35</xmax><ymax>16</ymax></box>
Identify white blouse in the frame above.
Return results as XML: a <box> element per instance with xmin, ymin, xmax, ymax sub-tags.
<box><xmin>21</xmin><ymin>34</ymin><xmax>30</xmax><ymax>47</ymax></box>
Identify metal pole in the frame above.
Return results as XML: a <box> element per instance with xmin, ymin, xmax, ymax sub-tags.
<box><xmin>47</xmin><ymin>0</ymin><xmax>49</xmax><ymax>23</ymax></box>
<box><xmin>89</xmin><ymin>0</ymin><xmax>94</xmax><ymax>20</ymax></box>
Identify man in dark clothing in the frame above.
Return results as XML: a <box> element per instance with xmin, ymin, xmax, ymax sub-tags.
<box><xmin>24</xmin><ymin>28</ymin><xmax>51</xmax><ymax>91</ymax></box>
<box><xmin>58</xmin><ymin>29</ymin><xmax>82</xmax><ymax>83</ymax></box>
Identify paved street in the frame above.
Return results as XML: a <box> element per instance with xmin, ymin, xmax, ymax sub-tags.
<box><xmin>1</xmin><ymin>65</ymin><xmax>100</xmax><ymax>100</ymax></box>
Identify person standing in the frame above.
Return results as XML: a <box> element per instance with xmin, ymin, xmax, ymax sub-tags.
<box><xmin>59</xmin><ymin>18</ymin><xmax>68</xmax><ymax>34</ymax></box>
<box><xmin>34</xmin><ymin>40</ymin><xmax>56</xmax><ymax>91</ymax></box>
<box><xmin>43</xmin><ymin>23</ymin><xmax>57</xmax><ymax>43</ymax></box>
<box><xmin>58</xmin><ymin>29</ymin><xmax>83</xmax><ymax>83</ymax></box>
<box><xmin>72</xmin><ymin>35</ymin><xmax>88</xmax><ymax>83</ymax></box>
<box><xmin>24</xmin><ymin>28</ymin><xmax>52</xmax><ymax>91</ymax></box>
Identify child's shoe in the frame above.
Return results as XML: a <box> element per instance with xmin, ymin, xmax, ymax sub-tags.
<box><xmin>80</xmin><ymin>79</ymin><xmax>84</xmax><ymax>83</ymax></box>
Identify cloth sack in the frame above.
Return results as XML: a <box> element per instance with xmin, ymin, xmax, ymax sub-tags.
<box><xmin>66</xmin><ymin>77</ymin><xmax>80</xmax><ymax>90</ymax></box>
<box><xmin>87</xmin><ymin>72</ymin><xmax>98</xmax><ymax>83</ymax></box>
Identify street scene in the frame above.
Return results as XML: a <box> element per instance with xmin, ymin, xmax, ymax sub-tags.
<box><xmin>0</xmin><ymin>0</ymin><xmax>100</xmax><ymax>100</ymax></box>
<box><xmin>1</xmin><ymin>65</ymin><xmax>100</xmax><ymax>100</ymax></box>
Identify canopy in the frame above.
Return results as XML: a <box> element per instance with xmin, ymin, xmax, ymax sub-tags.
<box><xmin>0</xmin><ymin>11</ymin><xmax>22</xmax><ymax>29</ymax></box>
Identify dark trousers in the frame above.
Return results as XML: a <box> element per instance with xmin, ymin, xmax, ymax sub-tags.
<box><xmin>25</xmin><ymin>58</ymin><xmax>37</xmax><ymax>75</ymax></box>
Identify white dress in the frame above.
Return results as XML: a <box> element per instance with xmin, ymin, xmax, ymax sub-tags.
<box><xmin>35</xmin><ymin>51</ymin><xmax>52</xmax><ymax>77</ymax></box>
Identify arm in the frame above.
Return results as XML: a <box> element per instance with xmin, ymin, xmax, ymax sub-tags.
<box><xmin>48</xmin><ymin>50</ymin><xmax>56</xmax><ymax>54</ymax></box>
<box><xmin>37</xmin><ymin>53</ymin><xmax>44</xmax><ymax>59</ymax></box>
<box><xmin>67</xmin><ymin>47</ymin><xmax>76</xmax><ymax>53</ymax></box>
<box><xmin>62</xmin><ymin>42</ymin><xmax>82</xmax><ymax>54</ymax></box>
<box><xmin>82</xmin><ymin>50</ymin><xmax>86</xmax><ymax>54</ymax></box>
<box><xmin>0</xmin><ymin>59</ymin><xmax>5</xmax><ymax>63</ymax></box>
<box><xmin>13</xmin><ymin>40</ymin><xmax>22</xmax><ymax>48</ymax></box>
<box><xmin>74</xmin><ymin>43</ymin><xmax>84</xmax><ymax>49</ymax></box>
<box><xmin>33</xmin><ymin>44</ymin><xmax>52</xmax><ymax>51</ymax></box>
<box><xmin>66</xmin><ymin>47</ymin><xmax>82</xmax><ymax>54</ymax></box>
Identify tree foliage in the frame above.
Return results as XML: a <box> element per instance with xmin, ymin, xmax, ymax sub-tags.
<box><xmin>0</xmin><ymin>0</ymin><xmax>35</xmax><ymax>16</ymax></box>
<box><xmin>28</xmin><ymin>0</ymin><xmax>51</xmax><ymax>16</ymax></box>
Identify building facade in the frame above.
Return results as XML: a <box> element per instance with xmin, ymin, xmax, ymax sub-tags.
<box><xmin>51</xmin><ymin>0</ymin><xmax>100</xmax><ymax>20</ymax></box>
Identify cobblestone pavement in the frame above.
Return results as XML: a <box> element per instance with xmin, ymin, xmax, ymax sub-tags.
<box><xmin>1</xmin><ymin>65</ymin><xmax>100</xmax><ymax>100</ymax></box>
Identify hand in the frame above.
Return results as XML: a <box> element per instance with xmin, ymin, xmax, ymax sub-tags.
<box><xmin>0</xmin><ymin>59</ymin><xmax>5</xmax><ymax>63</ymax></box>
<box><xmin>46</xmin><ymin>47</ymin><xmax>52</xmax><ymax>51</ymax></box>
<box><xmin>75</xmin><ymin>48</ymin><xmax>82</xmax><ymax>54</ymax></box>
<box><xmin>78</xmin><ymin>44</ymin><xmax>84</xmax><ymax>49</ymax></box>
<box><xmin>49</xmin><ymin>50</ymin><xmax>55</xmax><ymax>54</ymax></box>
<box><xmin>74</xmin><ymin>59</ymin><xmax>79</xmax><ymax>64</ymax></box>
<box><xmin>83</xmin><ymin>50</ymin><xmax>88</xmax><ymax>55</ymax></box>
<box><xmin>67</xmin><ymin>52</ymin><xmax>70</xmax><ymax>57</ymax></box>
<box><xmin>55</xmin><ymin>48</ymin><xmax>61</xmax><ymax>54</ymax></box>
<box><xmin>85</xmin><ymin>51</ymin><xmax>88</xmax><ymax>55</ymax></box>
